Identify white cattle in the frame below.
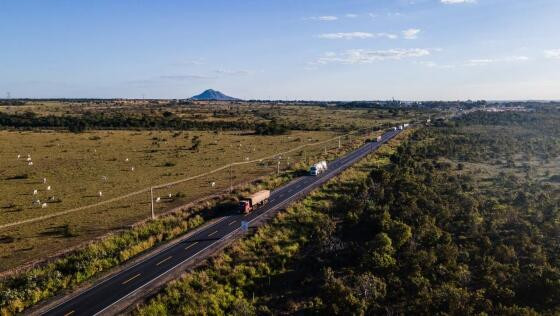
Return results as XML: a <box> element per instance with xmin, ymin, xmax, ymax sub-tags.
<box><xmin>168</xmin><ymin>193</ymin><xmax>172</xmax><ymax>198</ymax></box>
<box><xmin>41</xmin><ymin>203</ymin><xmax>48</xmax><ymax>208</ymax></box>
<box><xmin>28</xmin><ymin>162</ymin><xmax>33</xmax><ymax>166</ymax></box>
<box><xmin>211</xmin><ymin>182</ymin><xmax>216</xmax><ymax>188</ymax></box>
<box><xmin>131</xmin><ymin>167</ymin><xmax>135</xmax><ymax>171</ymax></box>
<box><xmin>47</xmin><ymin>186</ymin><xmax>51</xmax><ymax>191</ymax></box>
<box><xmin>156</xmin><ymin>197</ymin><xmax>161</xmax><ymax>203</ymax></box>
<box><xmin>43</xmin><ymin>178</ymin><xmax>47</xmax><ymax>184</ymax></box>
<box><xmin>33</xmin><ymin>189</ymin><xmax>38</xmax><ymax>195</ymax></box>
<box><xmin>98</xmin><ymin>191</ymin><xmax>103</xmax><ymax>197</ymax></box>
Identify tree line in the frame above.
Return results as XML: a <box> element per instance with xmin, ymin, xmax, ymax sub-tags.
<box><xmin>0</xmin><ymin>111</ymin><xmax>293</xmax><ymax>133</ymax></box>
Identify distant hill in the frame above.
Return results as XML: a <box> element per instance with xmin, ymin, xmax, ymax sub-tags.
<box><xmin>190</xmin><ymin>89</ymin><xmax>239</xmax><ymax>101</ymax></box>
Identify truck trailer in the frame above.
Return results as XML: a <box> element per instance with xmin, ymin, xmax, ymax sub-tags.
<box><xmin>376</xmin><ymin>136</ymin><xmax>382</xmax><ymax>142</ymax></box>
<box><xmin>309</xmin><ymin>160</ymin><xmax>328</xmax><ymax>176</ymax></box>
<box><xmin>239</xmin><ymin>190</ymin><xmax>270</xmax><ymax>214</ymax></box>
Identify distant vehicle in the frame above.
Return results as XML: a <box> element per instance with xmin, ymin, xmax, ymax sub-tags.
<box><xmin>392</xmin><ymin>127</ymin><xmax>398</xmax><ymax>131</ymax></box>
<box><xmin>310</xmin><ymin>160</ymin><xmax>328</xmax><ymax>176</ymax></box>
<box><xmin>403</xmin><ymin>123</ymin><xmax>410</xmax><ymax>128</ymax></box>
<box><xmin>398</xmin><ymin>125</ymin><xmax>404</xmax><ymax>130</ymax></box>
<box><xmin>239</xmin><ymin>190</ymin><xmax>270</xmax><ymax>214</ymax></box>
<box><xmin>376</xmin><ymin>136</ymin><xmax>382</xmax><ymax>142</ymax></box>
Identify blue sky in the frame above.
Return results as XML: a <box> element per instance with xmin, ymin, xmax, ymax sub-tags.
<box><xmin>1</xmin><ymin>0</ymin><xmax>559</xmax><ymax>100</ymax></box>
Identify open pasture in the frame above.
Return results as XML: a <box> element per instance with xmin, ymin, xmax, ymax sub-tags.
<box><xmin>0</xmin><ymin>128</ymin><xmax>348</xmax><ymax>269</ymax></box>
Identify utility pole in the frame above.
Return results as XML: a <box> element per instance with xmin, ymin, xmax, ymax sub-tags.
<box><xmin>150</xmin><ymin>187</ymin><xmax>155</xmax><ymax>220</ymax></box>
<box><xmin>338</xmin><ymin>137</ymin><xmax>341</xmax><ymax>149</ymax></box>
<box><xmin>277</xmin><ymin>161</ymin><xmax>280</xmax><ymax>174</ymax></box>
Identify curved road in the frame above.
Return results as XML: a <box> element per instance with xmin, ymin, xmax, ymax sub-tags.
<box><xmin>43</xmin><ymin>129</ymin><xmax>401</xmax><ymax>316</ymax></box>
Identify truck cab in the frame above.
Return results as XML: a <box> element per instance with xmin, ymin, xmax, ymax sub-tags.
<box><xmin>309</xmin><ymin>166</ymin><xmax>319</xmax><ymax>176</ymax></box>
<box><xmin>239</xmin><ymin>200</ymin><xmax>252</xmax><ymax>214</ymax></box>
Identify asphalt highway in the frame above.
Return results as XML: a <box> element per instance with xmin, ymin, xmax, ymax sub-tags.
<box><xmin>43</xmin><ymin>129</ymin><xmax>401</xmax><ymax>316</ymax></box>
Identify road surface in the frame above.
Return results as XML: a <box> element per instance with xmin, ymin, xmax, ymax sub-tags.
<box><xmin>43</xmin><ymin>129</ymin><xmax>401</xmax><ymax>316</ymax></box>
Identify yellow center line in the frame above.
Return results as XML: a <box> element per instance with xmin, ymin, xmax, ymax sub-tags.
<box><xmin>64</xmin><ymin>311</ymin><xmax>75</xmax><ymax>316</ymax></box>
<box><xmin>185</xmin><ymin>242</ymin><xmax>198</xmax><ymax>250</ymax></box>
<box><xmin>156</xmin><ymin>256</ymin><xmax>173</xmax><ymax>266</ymax></box>
<box><xmin>122</xmin><ymin>273</ymin><xmax>141</xmax><ymax>285</ymax></box>
<box><xmin>208</xmin><ymin>230</ymin><xmax>219</xmax><ymax>237</ymax></box>
<box><xmin>228</xmin><ymin>220</ymin><xmax>237</xmax><ymax>226</ymax></box>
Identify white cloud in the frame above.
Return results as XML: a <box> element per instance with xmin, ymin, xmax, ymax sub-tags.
<box><xmin>345</xmin><ymin>14</ymin><xmax>358</xmax><ymax>18</ymax></box>
<box><xmin>315</xmin><ymin>48</ymin><xmax>431</xmax><ymax>64</ymax></box>
<box><xmin>544</xmin><ymin>49</ymin><xmax>560</xmax><ymax>59</ymax></box>
<box><xmin>318</xmin><ymin>32</ymin><xmax>397</xmax><ymax>40</ymax></box>
<box><xmin>441</xmin><ymin>0</ymin><xmax>476</xmax><ymax>4</ymax></box>
<box><xmin>402</xmin><ymin>28</ymin><xmax>421</xmax><ymax>39</ymax></box>
<box><xmin>306</xmin><ymin>16</ymin><xmax>338</xmax><ymax>21</ymax></box>
<box><xmin>466</xmin><ymin>56</ymin><xmax>529</xmax><ymax>66</ymax></box>
<box><xmin>214</xmin><ymin>69</ymin><xmax>252</xmax><ymax>76</ymax></box>
<box><xmin>419</xmin><ymin>61</ymin><xmax>456</xmax><ymax>69</ymax></box>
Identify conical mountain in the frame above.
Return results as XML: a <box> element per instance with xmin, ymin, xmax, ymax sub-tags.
<box><xmin>190</xmin><ymin>89</ymin><xmax>239</xmax><ymax>101</ymax></box>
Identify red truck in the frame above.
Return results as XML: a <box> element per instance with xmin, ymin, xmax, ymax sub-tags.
<box><xmin>239</xmin><ymin>190</ymin><xmax>271</xmax><ymax>214</ymax></box>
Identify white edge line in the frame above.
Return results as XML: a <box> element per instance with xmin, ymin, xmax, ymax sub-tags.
<box><xmin>41</xmin><ymin>216</ymin><xmax>229</xmax><ymax>315</ymax></box>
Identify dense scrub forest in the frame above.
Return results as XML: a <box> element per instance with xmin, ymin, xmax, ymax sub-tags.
<box><xmin>136</xmin><ymin>110</ymin><xmax>560</xmax><ymax>315</ymax></box>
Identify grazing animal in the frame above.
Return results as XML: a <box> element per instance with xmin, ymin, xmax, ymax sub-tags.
<box><xmin>43</xmin><ymin>178</ymin><xmax>47</xmax><ymax>184</ymax></box>
<box><xmin>98</xmin><ymin>191</ymin><xmax>103</xmax><ymax>197</ymax></box>
<box><xmin>17</xmin><ymin>154</ymin><xmax>21</xmax><ymax>159</ymax></box>
<box><xmin>211</xmin><ymin>182</ymin><xmax>216</xmax><ymax>187</ymax></box>
<box><xmin>47</xmin><ymin>186</ymin><xmax>51</xmax><ymax>191</ymax></box>
<box><xmin>131</xmin><ymin>167</ymin><xmax>135</xmax><ymax>171</ymax></box>
<box><xmin>101</xmin><ymin>176</ymin><xmax>108</xmax><ymax>181</ymax></box>
<box><xmin>28</xmin><ymin>162</ymin><xmax>33</xmax><ymax>166</ymax></box>
<box><xmin>41</xmin><ymin>203</ymin><xmax>48</xmax><ymax>208</ymax></box>
<box><xmin>168</xmin><ymin>193</ymin><xmax>172</xmax><ymax>198</ymax></box>
<box><xmin>33</xmin><ymin>189</ymin><xmax>38</xmax><ymax>195</ymax></box>
<box><xmin>26</xmin><ymin>157</ymin><xmax>32</xmax><ymax>161</ymax></box>
<box><xmin>156</xmin><ymin>197</ymin><xmax>161</xmax><ymax>203</ymax></box>
<box><xmin>125</xmin><ymin>158</ymin><xmax>129</xmax><ymax>162</ymax></box>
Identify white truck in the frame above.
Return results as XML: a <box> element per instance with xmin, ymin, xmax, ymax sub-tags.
<box><xmin>403</xmin><ymin>123</ymin><xmax>410</xmax><ymax>128</ymax></box>
<box><xmin>376</xmin><ymin>136</ymin><xmax>382</xmax><ymax>142</ymax></box>
<box><xmin>309</xmin><ymin>160</ymin><xmax>328</xmax><ymax>176</ymax></box>
<box><xmin>398</xmin><ymin>125</ymin><xmax>404</xmax><ymax>130</ymax></box>
<box><xmin>239</xmin><ymin>190</ymin><xmax>270</xmax><ymax>214</ymax></box>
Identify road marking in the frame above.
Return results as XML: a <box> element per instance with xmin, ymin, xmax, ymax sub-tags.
<box><xmin>228</xmin><ymin>220</ymin><xmax>237</xmax><ymax>226</ymax></box>
<box><xmin>185</xmin><ymin>242</ymin><xmax>199</xmax><ymax>250</ymax></box>
<box><xmin>156</xmin><ymin>256</ymin><xmax>173</xmax><ymax>266</ymax></box>
<box><xmin>208</xmin><ymin>230</ymin><xmax>219</xmax><ymax>237</ymax></box>
<box><xmin>64</xmin><ymin>311</ymin><xmax>75</xmax><ymax>316</ymax></box>
<box><xmin>122</xmin><ymin>273</ymin><xmax>141</xmax><ymax>285</ymax></box>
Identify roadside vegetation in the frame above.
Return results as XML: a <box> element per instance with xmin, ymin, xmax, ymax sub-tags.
<box><xmin>135</xmin><ymin>109</ymin><xmax>560</xmax><ymax>315</ymax></box>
